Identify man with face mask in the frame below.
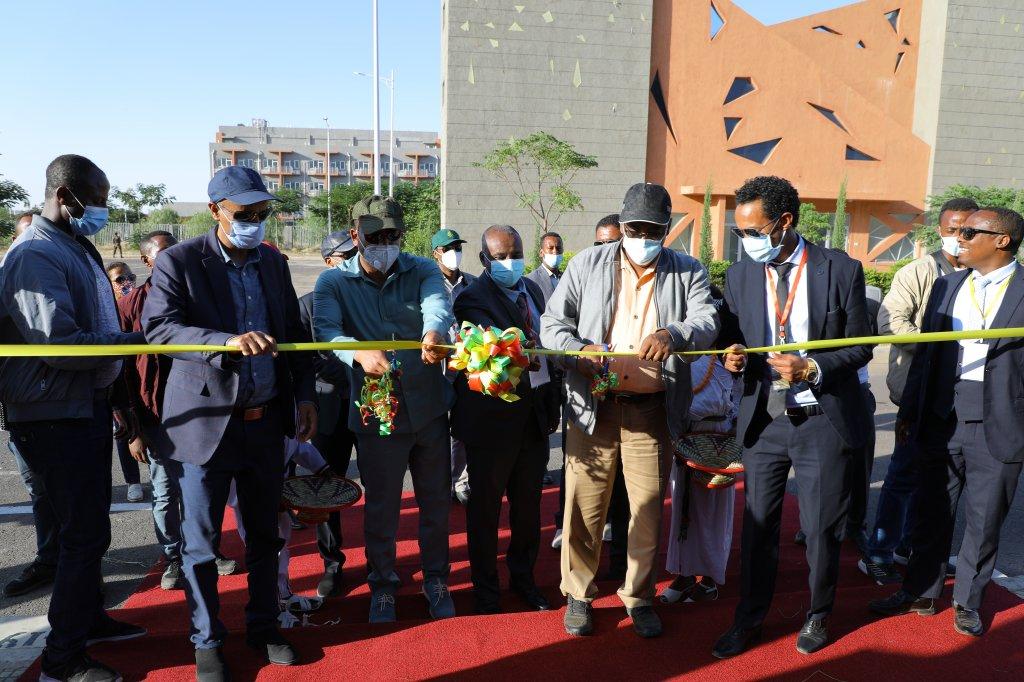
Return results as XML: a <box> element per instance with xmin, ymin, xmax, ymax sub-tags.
<box><xmin>0</xmin><ymin>154</ymin><xmax>146</xmax><ymax>682</ymax></box>
<box><xmin>313</xmin><ymin>195</ymin><xmax>455</xmax><ymax>624</ymax></box>
<box><xmin>541</xmin><ymin>182</ymin><xmax>719</xmax><ymax>639</ymax></box>
<box><xmin>858</xmin><ymin>198</ymin><xmax>978</xmax><ymax>585</ymax></box>
<box><xmin>142</xmin><ymin>166</ymin><xmax>317</xmax><ymax>680</ymax></box>
<box><xmin>526</xmin><ymin>232</ymin><xmax>564</xmax><ymax>304</ymax></box>
<box><xmin>431</xmin><ymin>228</ymin><xmax>476</xmax><ymax>505</ymax></box>
<box><xmin>714</xmin><ymin>176</ymin><xmax>872</xmax><ymax>658</ymax></box>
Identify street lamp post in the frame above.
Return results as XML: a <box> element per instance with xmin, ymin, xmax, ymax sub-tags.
<box><xmin>355</xmin><ymin>69</ymin><xmax>396</xmax><ymax>198</ymax></box>
<box><xmin>372</xmin><ymin>0</ymin><xmax>381</xmax><ymax>196</ymax></box>
<box><xmin>324</xmin><ymin>116</ymin><xmax>331</xmax><ymax>231</ymax></box>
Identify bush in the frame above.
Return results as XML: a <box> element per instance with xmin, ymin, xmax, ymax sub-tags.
<box><xmin>864</xmin><ymin>258</ymin><xmax>912</xmax><ymax>295</ymax></box>
<box><xmin>705</xmin><ymin>260</ymin><xmax>731</xmax><ymax>290</ymax></box>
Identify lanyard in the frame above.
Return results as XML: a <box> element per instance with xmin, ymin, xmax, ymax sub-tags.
<box><xmin>765</xmin><ymin>249</ymin><xmax>808</xmax><ymax>342</ymax></box>
<box><xmin>968</xmin><ymin>273</ymin><xmax>1014</xmax><ymax>329</ymax></box>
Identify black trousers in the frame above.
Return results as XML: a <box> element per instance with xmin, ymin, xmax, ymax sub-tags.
<box><xmin>735</xmin><ymin>412</ymin><xmax>850</xmax><ymax>628</ymax></box>
<box><xmin>846</xmin><ymin>385</ymin><xmax>877</xmax><ymax>534</ymax></box>
<box><xmin>313</xmin><ymin>424</ymin><xmax>357</xmax><ymax>569</ymax></box>
<box><xmin>904</xmin><ymin>416</ymin><xmax>1022</xmax><ymax>609</ymax></box>
<box><xmin>466</xmin><ymin>419</ymin><xmax>547</xmax><ymax>605</ymax></box>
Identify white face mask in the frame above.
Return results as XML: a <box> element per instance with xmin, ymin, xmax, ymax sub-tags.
<box><xmin>941</xmin><ymin>235</ymin><xmax>961</xmax><ymax>259</ymax></box>
<box><xmin>543</xmin><ymin>253</ymin><xmax>563</xmax><ymax>270</ymax></box>
<box><xmin>362</xmin><ymin>244</ymin><xmax>400</xmax><ymax>273</ymax></box>
<box><xmin>440</xmin><ymin>249</ymin><xmax>462</xmax><ymax>271</ymax></box>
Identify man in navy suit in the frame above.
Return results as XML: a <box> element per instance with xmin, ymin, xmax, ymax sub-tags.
<box><xmin>713</xmin><ymin>176</ymin><xmax>873</xmax><ymax>657</ymax></box>
<box><xmin>870</xmin><ymin>207</ymin><xmax>1024</xmax><ymax>637</ymax></box>
<box><xmin>451</xmin><ymin>225</ymin><xmax>561</xmax><ymax>614</ymax></box>
<box><xmin>143</xmin><ymin>166</ymin><xmax>316</xmax><ymax>681</ymax></box>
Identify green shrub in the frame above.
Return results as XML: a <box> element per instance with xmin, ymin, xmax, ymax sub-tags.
<box><xmin>863</xmin><ymin>257</ymin><xmax>912</xmax><ymax>295</ymax></box>
<box><xmin>705</xmin><ymin>260</ymin><xmax>731</xmax><ymax>290</ymax></box>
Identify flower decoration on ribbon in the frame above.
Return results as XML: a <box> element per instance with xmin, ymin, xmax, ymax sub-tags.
<box><xmin>448</xmin><ymin>322</ymin><xmax>531</xmax><ymax>403</ymax></box>
<box><xmin>356</xmin><ymin>356</ymin><xmax>401</xmax><ymax>436</ymax></box>
<box><xmin>590</xmin><ymin>358</ymin><xmax>619</xmax><ymax>400</ymax></box>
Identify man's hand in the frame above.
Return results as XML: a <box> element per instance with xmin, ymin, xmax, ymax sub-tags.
<box><xmin>722</xmin><ymin>344</ymin><xmax>748</xmax><ymax>373</ymax></box>
<box><xmin>767</xmin><ymin>353</ymin><xmax>809</xmax><ymax>384</ymax></box>
<box><xmin>354</xmin><ymin>349</ymin><xmax>391</xmax><ymax>378</ymax></box>
<box><xmin>128</xmin><ymin>437</ymin><xmax>150</xmax><ymax>464</ymax></box>
<box><xmin>895</xmin><ymin>418</ymin><xmax>913</xmax><ymax>446</ymax></box>
<box><xmin>226</xmin><ymin>331</ymin><xmax>278</xmax><ymax>357</ymax></box>
<box><xmin>639</xmin><ymin>329</ymin><xmax>674</xmax><ymax>362</ymax></box>
<box><xmin>522</xmin><ymin>338</ymin><xmax>542</xmax><ymax>372</ymax></box>
<box><xmin>421</xmin><ymin>330</ymin><xmax>449</xmax><ymax>365</ymax></box>
<box><xmin>575</xmin><ymin>344</ymin><xmax>607</xmax><ymax>380</ymax></box>
<box><xmin>112</xmin><ymin>408</ymin><xmax>133</xmax><ymax>441</ymax></box>
<box><xmin>296</xmin><ymin>402</ymin><xmax>318</xmax><ymax>443</ymax></box>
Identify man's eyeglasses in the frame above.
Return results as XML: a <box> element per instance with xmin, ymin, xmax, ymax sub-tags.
<box><xmin>362</xmin><ymin>229</ymin><xmax>402</xmax><ymax>245</ymax></box>
<box><xmin>218</xmin><ymin>204</ymin><xmax>275</xmax><ymax>223</ymax></box>
<box><xmin>594</xmin><ymin>239</ymin><xmax>620</xmax><ymax>246</ymax></box>
<box><xmin>621</xmin><ymin>223</ymin><xmax>669</xmax><ymax>240</ymax></box>
<box><xmin>730</xmin><ymin>217</ymin><xmax>781</xmax><ymax>240</ymax></box>
<box><xmin>959</xmin><ymin>227</ymin><xmax>1004</xmax><ymax>241</ymax></box>
<box><xmin>112</xmin><ymin>273</ymin><xmax>136</xmax><ymax>285</ymax></box>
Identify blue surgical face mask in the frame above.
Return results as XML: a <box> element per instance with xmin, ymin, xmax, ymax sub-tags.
<box><xmin>621</xmin><ymin>236</ymin><xmax>664</xmax><ymax>266</ymax></box>
<box><xmin>63</xmin><ymin>190</ymin><xmax>109</xmax><ymax>237</ymax></box>
<box><xmin>740</xmin><ymin>221</ymin><xmax>784</xmax><ymax>263</ymax></box>
<box><xmin>489</xmin><ymin>257</ymin><xmax>525</xmax><ymax>287</ymax></box>
<box><xmin>543</xmin><ymin>253</ymin><xmax>563</xmax><ymax>270</ymax></box>
<box><xmin>224</xmin><ymin>219</ymin><xmax>266</xmax><ymax>250</ymax></box>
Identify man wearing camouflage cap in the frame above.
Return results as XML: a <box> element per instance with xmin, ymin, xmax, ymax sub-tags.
<box><xmin>313</xmin><ymin>195</ymin><xmax>456</xmax><ymax>623</ymax></box>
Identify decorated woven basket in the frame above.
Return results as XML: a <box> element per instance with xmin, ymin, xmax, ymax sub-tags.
<box><xmin>690</xmin><ymin>468</ymin><xmax>737</xmax><ymax>490</ymax></box>
<box><xmin>281</xmin><ymin>474</ymin><xmax>363</xmax><ymax>523</ymax></box>
<box><xmin>673</xmin><ymin>432</ymin><xmax>743</xmax><ymax>475</ymax></box>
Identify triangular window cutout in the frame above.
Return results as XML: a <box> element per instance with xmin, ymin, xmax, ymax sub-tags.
<box><xmin>856</xmin><ymin>40</ymin><xmax>866</xmax><ymax>49</ymax></box>
<box><xmin>813</xmin><ymin>25</ymin><xmax>841</xmax><ymax>35</ymax></box>
<box><xmin>895</xmin><ymin>51</ymin><xmax>905</xmax><ymax>72</ymax></box>
<box><xmin>710</xmin><ymin>1</ymin><xmax>725</xmax><ymax>40</ymax></box>
<box><xmin>724</xmin><ymin>77</ymin><xmax>755</xmax><ymax>104</ymax></box>
<box><xmin>724</xmin><ymin>117</ymin><xmax>741</xmax><ymax>139</ymax></box>
<box><xmin>902</xmin><ymin>38</ymin><xmax>911</xmax><ymax>45</ymax></box>
<box><xmin>846</xmin><ymin>145</ymin><xmax>877</xmax><ymax>161</ymax></box>
<box><xmin>809</xmin><ymin>103</ymin><xmax>848</xmax><ymax>132</ymax></box>
<box><xmin>885</xmin><ymin>9</ymin><xmax>900</xmax><ymax>33</ymax></box>
<box><xmin>650</xmin><ymin>71</ymin><xmax>677</xmax><ymax>143</ymax></box>
<box><xmin>728</xmin><ymin>138</ymin><xmax>781</xmax><ymax>164</ymax></box>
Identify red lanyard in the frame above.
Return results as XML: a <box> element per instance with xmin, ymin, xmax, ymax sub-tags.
<box><xmin>765</xmin><ymin>249</ymin><xmax>808</xmax><ymax>342</ymax></box>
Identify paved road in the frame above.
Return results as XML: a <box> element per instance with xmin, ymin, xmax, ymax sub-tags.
<box><xmin>1</xmin><ymin>254</ymin><xmax>1022</xmax><ymax>673</ymax></box>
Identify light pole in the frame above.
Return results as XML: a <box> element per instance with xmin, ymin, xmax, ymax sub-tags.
<box><xmin>324</xmin><ymin>116</ymin><xmax>331</xmax><ymax>231</ymax></box>
<box><xmin>372</xmin><ymin>0</ymin><xmax>381</xmax><ymax>196</ymax></box>
<box><xmin>355</xmin><ymin>69</ymin><xmax>396</xmax><ymax>198</ymax></box>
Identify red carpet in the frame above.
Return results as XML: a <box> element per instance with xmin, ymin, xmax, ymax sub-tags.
<box><xmin>24</xmin><ymin>484</ymin><xmax>1024</xmax><ymax>680</ymax></box>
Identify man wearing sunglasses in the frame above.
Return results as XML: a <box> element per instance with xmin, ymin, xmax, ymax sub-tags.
<box><xmin>871</xmin><ymin>207</ymin><xmax>1024</xmax><ymax>637</ymax></box>
<box><xmin>143</xmin><ymin>165</ymin><xmax>317</xmax><ymax>680</ymax></box>
<box><xmin>593</xmin><ymin>214</ymin><xmax>623</xmax><ymax>246</ymax></box>
<box><xmin>542</xmin><ymin>182</ymin><xmax>718</xmax><ymax>639</ymax></box>
<box><xmin>713</xmin><ymin>176</ymin><xmax>873</xmax><ymax>658</ymax></box>
<box><xmin>313</xmin><ymin>195</ymin><xmax>456</xmax><ymax>624</ymax></box>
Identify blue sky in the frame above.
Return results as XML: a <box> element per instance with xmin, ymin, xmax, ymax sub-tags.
<box><xmin>0</xmin><ymin>0</ymin><xmax>854</xmax><ymax>204</ymax></box>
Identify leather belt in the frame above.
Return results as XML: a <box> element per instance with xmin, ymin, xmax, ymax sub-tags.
<box><xmin>785</xmin><ymin>404</ymin><xmax>825</xmax><ymax>418</ymax></box>
<box><xmin>609</xmin><ymin>392</ymin><xmax>664</xmax><ymax>405</ymax></box>
<box><xmin>233</xmin><ymin>404</ymin><xmax>267</xmax><ymax>421</ymax></box>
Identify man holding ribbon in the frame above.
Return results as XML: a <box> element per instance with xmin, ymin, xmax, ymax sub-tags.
<box><xmin>713</xmin><ymin>176</ymin><xmax>872</xmax><ymax>658</ymax></box>
<box><xmin>313</xmin><ymin>195</ymin><xmax>455</xmax><ymax>624</ymax></box>
<box><xmin>870</xmin><ymin>207</ymin><xmax>1024</xmax><ymax>637</ymax></box>
<box><xmin>542</xmin><ymin>182</ymin><xmax>718</xmax><ymax>639</ymax></box>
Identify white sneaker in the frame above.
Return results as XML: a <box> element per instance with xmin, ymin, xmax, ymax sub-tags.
<box><xmin>127</xmin><ymin>484</ymin><xmax>144</xmax><ymax>502</ymax></box>
<box><xmin>603</xmin><ymin>523</ymin><xmax>612</xmax><ymax>542</ymax></box>
<box><xmin>551</xmin><ymin>528</ymin><xmax>563</xmax><ymax>550</ymax></box>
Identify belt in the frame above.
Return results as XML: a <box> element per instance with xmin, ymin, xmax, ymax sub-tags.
<box><xmin>233</xmin><ymin>404</ymin><xmax>268</xmax><ymax>421</ymax></box>
<box><xmin>608</xmin><ymin>391</ymin><xmax>664</xmax><ymax>405</ymax></box>
<box><xmin>784</xmin><ymin>404</ymin><xmax>825</xmax><ymax>418</ymax></box>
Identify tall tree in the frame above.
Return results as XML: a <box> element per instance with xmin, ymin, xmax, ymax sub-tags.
<box><xmin>0</xmin><ymin>175</ymin><xmax>30</xmax><ymax>240</ymax></box>
<box><xmin>699</xmin><ymin>179</ymin><xmax>714</xmax><ymax>265</ymax></box>
<box><xmin>829</xmin><ymin>176</ymin><xmax>848</xmax><ymax>250</ymax></box>
<box><xmin>797</xmin><ymin>203</ymin><xmax>831</xmax><ymax>246</ymax></box>
<box><xmin>274</xmin><ymin>188</ymin><xmax>305</xmax><ymax>215</ymax></box>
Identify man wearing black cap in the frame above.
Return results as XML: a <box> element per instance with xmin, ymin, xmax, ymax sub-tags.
<box><xmin>297</xmin><ymin>231</ymin><xmax>358</xmax><ymax>599</ymax></box>
<box><xmin>541</xmin><ymin>182</ymin><xmax>718</xmax><ymax>638</ymax></box>
<box><xmin>143</xmin><ymin>166</ymin><xmax>316</xmax><ymax>680</ymax></box>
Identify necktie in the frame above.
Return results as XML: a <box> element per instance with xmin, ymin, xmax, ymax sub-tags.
<box><xmin>767</xmin><ymin>261</ymin><xmax>795</xmax><ymax>419</ymax></box>
<box><xmin>516</xmin><ymin>292</ymin><xmax>538</xmax><ymax>344</ymax></box>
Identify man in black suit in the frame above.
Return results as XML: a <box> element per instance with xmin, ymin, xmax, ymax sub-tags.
<box><xmin>869</xmin><ymin>207</ymin><xmax>1024</xmax><ymax>637</ymax></box>
<box><xmin>713</xmin><ymin>176</ymin><xmax>872</xmax><ymax>657</ymax></box>
<box><xmin>451</xmin><ymin>225</ymin><xmax>561</xmax><ymax>614</ymax></box>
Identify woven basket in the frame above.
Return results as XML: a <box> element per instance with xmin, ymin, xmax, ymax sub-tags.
<box><xmin>690</xmin><ymin>468</ymin><xmax>737</xmax><ymax>489</ymax></box>
<box><xmin>673</xmin><ymin>432</ymin><xmax>743</xmax><ymax>475</ymax></box>
<box><xmin>281</xmin><ymin>474</ymin><xmax>363</xmax><ymax>523</ymax></box>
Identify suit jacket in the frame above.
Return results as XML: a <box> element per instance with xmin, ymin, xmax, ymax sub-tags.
<box><xmin>298</xmin><ymin>291</ymin><xmax>350</xmax><ymax>436</ymax></box>
<box><xmin>525</xmin><ymin>266</ymin><xmax>560</xmax><ymax>305</ymax></box>
<box><xmin>141</xmin><ymin>229</ymin><xmax>315</xmax><ymax>464</ymax></box>
<box><xmin>719</xmin><ymin>241</ymin><xmax>873</xmax><ymax>449</ymax></box>
<box><xmin>898</xmin><ymin>266</ymin><xmax>1024</xmax><ymax>463</ymax></box>
<box><xmin>451</xmin><ymin>273</ymin><xmax>560</xmax><ymax>447</ymax></box>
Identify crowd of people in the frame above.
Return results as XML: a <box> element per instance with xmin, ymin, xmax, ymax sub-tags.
<box><xmin>0</xmin><ymin>154</ymin><xmax>1022</xmax><ymax>682</ymax></box>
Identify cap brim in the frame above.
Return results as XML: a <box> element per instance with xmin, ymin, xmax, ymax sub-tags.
<box><xmin>619</xmin><ymin>213</ymin><xmax>671</xmax><ymax>226</ymax></box>
<box><xmin>224</xmin><ymin>189</ymin><xmax>277</xmax><ymax>205</ymax></box>
<box><xmin>436</xmin><ymin>238</ymin><xmax>467</xmax><ymax>248</ymax></box>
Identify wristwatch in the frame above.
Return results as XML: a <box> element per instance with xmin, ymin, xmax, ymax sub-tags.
<box><xmin>801</xmin><ymin>359</ymin><xmax>820</xmax><ymax>385</ymax></box>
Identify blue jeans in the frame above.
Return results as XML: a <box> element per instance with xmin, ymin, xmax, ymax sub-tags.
<box><xmin>866</xmin><ymin>439</ymin><xmax>918</xmax><ymax>564</ymax></box>
<box><xmin>8</xmin><ymin>401</ymin><xmax>112</xmax><ymax>668</ymax></box>
<box><xmin>149</xmin><ymin>458</ymin><xmax>182</xmax><ymax>563</ymax></box>
<box><xmin>8</xmin><ymin>439</ymin><xmax>60</xmax><ymax>567</ymax></box>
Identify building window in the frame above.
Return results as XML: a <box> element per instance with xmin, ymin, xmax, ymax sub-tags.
<box><xmin>728</xmin><ymin>138</ymin><xmax>781</xmax><ymax>164</ymax></box>
<box><xmin>265</xmin><ymin>180</ymin><xmax>279</xmax><ymax>191</ymax></box>
<box><xmin>354</xmin><ymin>160</ymin><xmax>370</xmax><ymax>172</ymax></box>
<box><xmin>846</xmin><ymin>145</ymin><xmax>878</xmax><ymax>161</ymax></box>
<box><xmin>215</xmin><ymin>158</ymin><xmax>232</xmax><ymax>169</ymax></box>
<box><xmin>283</xmin><ymin>160</ymin><xmax>301</xmax><ymax>173</ymax></box>
<box><xmin>809</xmin><ymin>103</ymin><xmax>849</xmax><ymax>132</ymax></box>
<box><xmin>669</xmin><ymin>214</ymin><xmax>694</xmax><ymax>255</ymax></box>
<box><xmin>307</xmin><ymin>160</ymin><xmax>324</xmax><ymax>173</ymax></box>
<box><xmin>723</xmin><ymin>77</ymin><xmax>756</xmax><ymax>105</ymax></box>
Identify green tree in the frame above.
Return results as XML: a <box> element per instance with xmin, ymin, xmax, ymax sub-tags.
<box><xmin>915</xmin><ymin>183</ymin><xmax>1024</xmax><ymax>254</ymax></box>
<box><xmin>797</xmin><ymin>203</ymin><xmax>831</xmax><ymax>245</ymax></box>
<box><xmin>111</xmin><ymin>186</ymin><xmax>144</xmax><ymax>222</ymax></box>
<box><xmin>830</xmin><ymin>176</ymin><xmax>848</xmax><ymax>249</ymax></box>
<box><xmin>111</xmin><ymin>183</ymin><xmax>176</xmax><ymax>223</ymax></box>
<box><xmin>396</xmin><ymin>181</ymin><xmax>441</xmax><ymax>258</ymax></box>
<box><xmin>699</xmin><ymin>179</ymin><xmax>714</xmax><ymax>265</ymax></box>
<box><xmin>274</xmin><ymin>188</ymin><xmax>305</xmax><ymax>215</ymax></box>
<box><xmin>308</xmin><ymin>182</ymin><xmax>376</xmax><ymax>228</ymax></box>
<box><xmin>0</xmin><ymin>175</ymin><xmax>30</xmax><ymax>239</ymax></box>
<box><xmin>475</xmin><ymin>131</ymin><xmax>598</xmax><ymax>264</ymax></box>
<box><xmin>141</xmin><ymin>207</ymin><xmax>180</xmax><ymax>226</ymax></box>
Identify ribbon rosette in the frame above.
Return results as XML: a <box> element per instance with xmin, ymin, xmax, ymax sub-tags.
<box><xmin>356</xmin><ymin>357</ymin><xmax>401</xmax><ymax>436</ymax></box>
<box><xmin>448</xmin><ymin>322</ymin><xmax>531</xmax><ymax>403</ymax></box>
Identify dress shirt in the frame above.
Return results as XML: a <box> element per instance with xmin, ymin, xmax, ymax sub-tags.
<box><xmin>498</xmin><ymin>277</ymin><xmax>550</xmax><ymax>387</ymax></box>
<box><xmin>606</xmin><ymin>251</ymin><xmax>665</xmax><ymax>393</ymax></box>
<box><xmin>85</xmin><ymin>255</ymin><xmax>123</xmax><ymax>388</ymax></box>
<box><xmin>952</xmin><ymin>260</ymin><xmax>1018</xmax><ymax>382</ymax></box>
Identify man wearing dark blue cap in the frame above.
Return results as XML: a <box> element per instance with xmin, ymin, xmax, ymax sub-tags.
<box><xmin>143</xmin><ymin>166</ymin><xmax>316</xmax><ymax>681</ymax></box>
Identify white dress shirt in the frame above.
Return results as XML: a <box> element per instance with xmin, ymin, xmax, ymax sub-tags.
<box><xmin>952</xmin><ymin>261</ymin><xmax>1019</xmax><ymax>382</ymax></box>
<box><xmin>763</xmin><ymin>237</ymin><xmax>818</xmax><ymax>407</ymax></box>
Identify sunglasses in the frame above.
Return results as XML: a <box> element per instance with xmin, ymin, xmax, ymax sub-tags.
<box><xmin>218</xmin><ymin>204</ymin><xmax>275</xmax><ymax>223</ymax></box>
<box><xmin>730</xmin><ymin>217</ymin><xmax>781</xmax><ymax>239</ymax></box>
<box><xmin>621</xmin><ymin>223</ymin><xmax>669</xmax><ymax>240</ymax></box>
<box><xmin>959</xmin><ymin>227</ymin><xmax>1004</xmax><ymax>241</ymax></box>
<box><xmin>594</xmin><ymin>239</ymin><xmax>620</xmax><ymax>246</ymax></box>
<box><xmin>112</xmin><ymin>273</ymin><xmax>137</xmax><ymax>285</ymax></box>
<box><xmin>362</xmin><ymin>229</ymin><xmax>403</xmax><ymax>245</ymax></box>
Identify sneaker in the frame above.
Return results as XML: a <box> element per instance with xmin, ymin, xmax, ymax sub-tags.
<box><xmin>660</xmin><ymin>575</ymin><xmax>695</xmax><ymax>603</ymax></box>
<box><xmin>423</xmin><ymin>578</ymin><xmax>456</xmax><ymax>619</ymax></box>
<box><xmin>246</xmin><ymin>629</ymin><xmax>298</xmax><ymax>666</ymax></box>
<box><xmin>86</xmin><ymin>615</ymin><xmax>147</xmax><ymax>646</ymax></box>
<box><xmin>195</xmin><ymin>647</ymin><xmax>228</xmax><ymax>682</ymax></box>
<box><xmin>869</xmin><ymin>589</ymin><xmax>937</xmax><ymax>617</ymax></box>
<box><xmin>454</xmin><ymin>488</ymin><xmax>470</xmax><ymax>505</ymax></box>
<box><xmin>159</xmin><ymin>560</ymin><xmax>182</xmax><ymax>590</ymax></box>
<box><xmin>126</xmin><ymin>483</ymin><xmax>144</xmax><ymax>503</ymax></box>
<box><xmin>215</xmin><ymin>557</ymin><xmax>238</xmax><ymax>576</ymax></box>
<box><xmin>3</xmin><ymin>561</ymin><xmax>56</xmax><ymax>597</ymax></box>
<box><xmin>625</xmin><ymin>605</ymin><xmax>663</xmax><ymax>638</ymax></box>
<box><xmin>952</xmin><ymin>602</ymin><xmax>983</xmax><ymax>637</ymax></box>
<box><xmin>602</xmin><ymin>523</ymin><xmax>613</xmax><ymax>542</ymax></box>
<box><xmin>281</xmin><ymin>593</ymin><xmax>324</xmax><ymax>614</ymax></box>
<box><xmin>691</xmin><ymin>577</ymin><xmax>719</xmax><ymax>602</ymax></box>
<box><xmin>316</xmin><ymin>565</ymin><xmax>343</xmax><ymax>598</ymax></box>
<box><xmin>564</xmin><ymin>595</ymin><xmax>593</xmax><ymax>636</ymax></box>
<box><xmin>551</xmin><ymin>528</ymin><xmax>563</xmax><ymax>550</ymax></box>
<box><xmin>369</xmin><ymin>590</ymin><xmax>397</xmax><ymax>623</ymax></box>
<box><xmin>40</xmin><ymin>654</ymin><xmax>121</xmax><ymax>682</ymax></box>
<box><xmin>858</xmin><ymin>558</ymin><xmax>902</xmax><ymax>586</ymax></box>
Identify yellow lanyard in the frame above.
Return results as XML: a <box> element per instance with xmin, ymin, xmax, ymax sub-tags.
<box><xmin>968</xmin><ymin>273</ymin><xmax>1014</xmax><ymax>329</ymax></box>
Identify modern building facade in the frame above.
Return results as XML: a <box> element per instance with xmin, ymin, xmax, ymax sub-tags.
<box><xmin>441</xmin><ymin>0</ymin><xmax>1024</xmax><ymax>268</ymax></box>
<box><xmin>210</xmin><ymin>120</ymin><xmax>441</xmax><ymax>202</ymax></box>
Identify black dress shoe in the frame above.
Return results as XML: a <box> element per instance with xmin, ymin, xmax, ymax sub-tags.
<box><xmin>3</xmin><ymin>561</ymin><xmax>56</xmax><ymax>597</ymax></box>
<box><xmin>869</xmin><ymin>589</ymin><xmax>937</xmax><ymax>617</ymax></box>
<box><xmin>953</xmin><ymin>603</ymin><xmax>983</xmax><ymax>637</ymax></box>
<box><xmin>712</xmin><ymin>623</ymin><xmax>762</xmax><ymax>659</ymax></box>
<box><xmin>246</xmin><ymin>629</ymin><xmax>298</xmax><ymax>666</ymax></box>
<box><xmin>196</xmin><ymin>647</ymin><xmax>230</xmax><ymax>682</ymax></box>
<box><xmin>513</xmin><ymin>585</ymin><xmax>551</xmax><ymax>611</ymax></box>
<box><xmin>317</xmin><ymin>565</ymin><xmax>344</xmax><ymax>598</ymax></box>
<box><xmin>796</xmin><ymin>618</ymin><xmax>829</xmax><ymax>654</ymax></box>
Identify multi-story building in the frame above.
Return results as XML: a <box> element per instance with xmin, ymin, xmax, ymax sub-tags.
<box><xmin>209</xmin><ymin>120</ymin><xmax>441</xmax><ymax>204</ymax></box>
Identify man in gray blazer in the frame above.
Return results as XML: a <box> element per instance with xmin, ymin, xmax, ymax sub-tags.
<box><xmin>526</xmin><ymin>231</ymin><xmax>564</xmax><ymax>304</ymax></box>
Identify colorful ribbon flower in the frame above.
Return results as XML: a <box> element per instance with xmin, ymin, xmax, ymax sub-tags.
<box><xmin>356</xmin><ymin>357</ymin><xmax>401</xmax><ymax>436</ymax></box>
<box><xmin>448</xmin><ymin>322</ymin><xmax>531</xmax><ymax>403</ymax></box>
<box><xmin>590</xmin><ymin>359</ymin><xmax>619</xmax><ymax>400</ymax></box>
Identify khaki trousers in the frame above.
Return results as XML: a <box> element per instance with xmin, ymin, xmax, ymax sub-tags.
<box><xmin>560</xmin><ymin>398</ymin><xmax>672</xmax><ymax>608</ymax></box>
